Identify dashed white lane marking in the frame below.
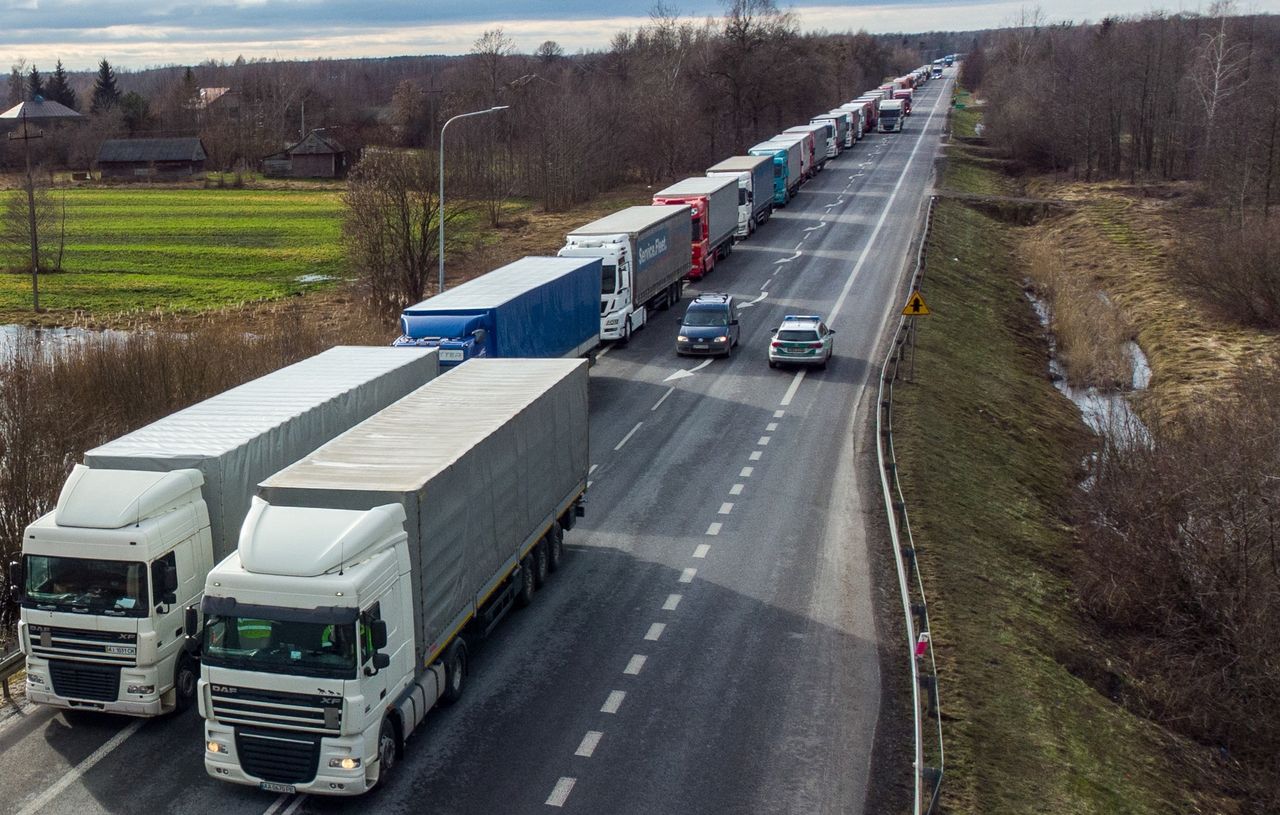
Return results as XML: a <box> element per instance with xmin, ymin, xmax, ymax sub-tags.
<box><xmin>650</xmin><ymin>386</ymin><xmax>675</xmax><ymax>412</ymax></box>
<box><xmin>663</xmin><ymin>593</ymin><xmax>682</xmax><ymax>610</ymax></box>
<box><xmin>766</xmin><ymin>422</ymin><xmax>778</xmax><ymax>431</ymax></box>
<box><xmin>758</xmin><ymin>436</ymin><xmax>771</xmax><ymax>446</ymax></box>
<box><xmin>17</xmin><ymin>720</ymin><xmax>144</xmax><ymax>815</ymax></box>
<box><xmin>601</xmin><ymin>690</ymin><xmax>626</xmax><ymax>713</ymax></box>
<box><xmin>749</xmin><ymin>451</ymin><xmax>762</xmax><ymax>461</ymax></box>
<box><xmin>740</xmin><ymin>466</ymin><xmax>754</xmax><ymax>477</ymax></box>
<box><xmin>596</xmin><ymin>342</ymin><xmax>613</xmax><ymax>359</ymax></box>
<box><xmin>795</xmin><ymin>241</ymin><xmax>806</xmax><ymax>251</ymax></box>
<box><xmin>706</xmin><ymin>522</ymin><xmax>722</xmax><ymax>535</ymax></box>
<box><xmin>624</xmin><ymin>655</ymin><xmax>647</xmax><ymax>675</ymax></box>
<box><xmin>576</xmin><ymin>731</ymin><xmax>604</xmax><ymax>757</ymax></box>
<box><xmin>644</xmin><ymin>623</ymin><xmax>666</xmax><ymax>641</ymax></box>
<box><xmin>729</xmin><ymin>483</ymin><xmax>744</xmax><ymax>496</ymax></box>
<box><xmin>774</xmin><ymin>410</ymin><xmax>786</xmax><ymax>418</ymax></box>
<box><xmin>718</xmin><ymin>502</ymin><xmax>734</xmax><ymax>515</ymax></box>
<box><xmin>693</xmin><ymin>544</ymin><xmax>710</xmax><ymax>559</ymax></box>
<box><xmin>774</xmin><ymin>252</ymin><xmax>802</xmax><ymax>264</ymax></box>
<box><xmin>589</xmin><ymin>464</ymin><xmax>598</xmax><ymax>474</ymax></box>
<box><xmin>679</xmin><ymin>567</ymin><xmax>697</xmax><ymax>583</ymax></box>
<box><xmin>614</xmin><ymin>421</ymin><xmax>643</xmax><ymax>451</ymax></box>
<box><xmin>547</xmin><ymin>777</ymin><xmax>577</xmax><ymax>807</ymax></box>
<box><xmin>281</xmin><ymin>796</ymin><xmax>307</xmax><ymax>815</ymax></box>
<box><xmin>780</xmin><ymin>370</ymin><xmax>807</xmax><ymax>406</ymax></box>
<box><xmin>747</xmin><ymin>290</ymin><xmax>768</xmax><ymax>305</ymax></box>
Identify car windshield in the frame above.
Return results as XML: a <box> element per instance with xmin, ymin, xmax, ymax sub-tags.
<box><xmin>601</xmin><ymin>263</ymin><xmax>617</xmax><ymax>295</ymax></box>
<box><xmin>202</xmin><ymin>614</ymin><xmax>358</xmax><ymax>679</ymax></box>
<box><xmin>24</xmin><ymin>555</ymin><xmax>148</xmax><ymax>617</ymax></box>
<box><xmin>684</xmin><ymin>309</ymin><xmax>728</xmax><ymax>327</ymax></box>
<box><xmin>778</xmin><ymin>329</ymin><xmax>820</xmax><ymax>342</ymax></box>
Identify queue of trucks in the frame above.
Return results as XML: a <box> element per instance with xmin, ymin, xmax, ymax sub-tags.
<box><xmin>5</xmin><ymin>61</ymin><xmax>946</xmax><ymax>798</ymax></box>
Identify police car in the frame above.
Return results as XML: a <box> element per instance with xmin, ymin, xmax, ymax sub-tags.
<box><xmin>768</xmin><ymin>314</ymin><xmax>834</xmax><ymax>369</ymax></box>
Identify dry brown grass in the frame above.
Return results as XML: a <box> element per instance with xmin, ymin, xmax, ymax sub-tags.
<box><xmin>1019</xmin><ymin>182</ymin><xmax>1280</xmax><ymax>422</ymax></box>
<box><xmin>1020</xmin><ymin>233</ymin><xmax>1133</xmax><ymax>389</ymax></box>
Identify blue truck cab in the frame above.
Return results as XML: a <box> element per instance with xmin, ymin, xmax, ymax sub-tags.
<box><xmin>393</xmin><ymin>256</ymin><xmax>602</xmax><ymax>367</ymax></box>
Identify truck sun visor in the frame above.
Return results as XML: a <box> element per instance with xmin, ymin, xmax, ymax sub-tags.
<box><xmin>201</xmin><ymin>595</ymin><xmax>358</xmax><ymax>625</ymax></box>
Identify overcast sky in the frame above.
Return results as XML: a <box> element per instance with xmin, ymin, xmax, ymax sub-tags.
<box><xmin>2</xmin><ymin>0</ymin><xmax>1276</xmax><ymax>71</ymax></box>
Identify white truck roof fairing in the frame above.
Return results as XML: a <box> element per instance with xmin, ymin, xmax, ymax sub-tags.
<box><xmin>54</xmin><ymin>467</ymin><xmax>203</xmax><ymax>530</ymax></box>
<box><xmin>238</xmin><ymin>499</ymin><xmax>406</xmax><ymax>577</ymax></box>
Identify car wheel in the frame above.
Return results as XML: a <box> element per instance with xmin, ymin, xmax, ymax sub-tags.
<box><xmin>769</xmin><ymin>360</ymin><xmax>778</xmax><ymax>369</ymax></box>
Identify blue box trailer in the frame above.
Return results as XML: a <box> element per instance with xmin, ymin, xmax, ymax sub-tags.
<box><xmin>393</xmin><ymin>256</ymin><xmax>601</xmax><ymax>366</ymax></box>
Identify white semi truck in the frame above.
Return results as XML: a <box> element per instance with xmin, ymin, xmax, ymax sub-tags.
<box><xmin>559</xmin><ymin>205</ymin><xmax>692</xmax><ymax>343</ymax></box>
<box><xmin>11</xmin><ymin>347</ymin><xmax>437</xmax><ymax>716</ymax></box>
<box><xmin>706</xmin><ymin>155</ymin><xmax>774</xmax><ymax>238</ymax></box>
<box><xmin>196</xmin><ymin>358</ymin><xmax>589</xmax><ymax>795</ymax></box>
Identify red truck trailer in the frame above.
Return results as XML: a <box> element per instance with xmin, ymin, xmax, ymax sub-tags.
<box><xmin>653</xmin><ymin>176</ymin><xmax>739</xmax><ymax>280</ymax></box>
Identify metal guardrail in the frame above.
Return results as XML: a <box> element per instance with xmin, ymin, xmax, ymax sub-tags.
<box><xmin>876</xmin><ymin>194</ymin><xmax>944</xmax><ymax>815</ymax></box>
<box><xmin>1</xmin><ymin>648</ymin><xmax>22</xmax><ymax>706</ymax></box>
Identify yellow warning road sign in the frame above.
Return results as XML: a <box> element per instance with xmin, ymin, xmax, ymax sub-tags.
<box><xmin>902</xmin><ymin>290</ymin><xmax>931</xmax><ymax>316</ymax></box>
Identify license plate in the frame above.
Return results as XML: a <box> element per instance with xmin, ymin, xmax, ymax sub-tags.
<box><xmin>105</xmin><ymin>645</ymin><xmax>136</xmax><ymax>655</ymax></box>
<box><xmin>693</xmin><ymin>344</ymin><xmax>709</xmax><ymax>350</ymax></box>
<box><xmin>260</xmin><ymin>782</ymin><xmax>296</xmax><ymax>794</ymax></box>
<box><xmin>439</xmin><ymin>350</ymin><xmax>464</xmax><ymax>362</ymax></box>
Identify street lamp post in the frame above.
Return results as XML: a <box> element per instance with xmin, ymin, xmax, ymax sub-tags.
<box><xmin>438</xmin><ymin>105</ymin><xmax>509</xmax><ymax>295</ymax></box>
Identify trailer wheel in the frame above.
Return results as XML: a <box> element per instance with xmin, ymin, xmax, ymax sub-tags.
<box><xmin>547</xmin><ymin>522</ymin><xmax>565</xmax><ymax>573</ymax></box>
<box><xmin>441</xmin><ymin>639</ymin><xmax>468</xmax><ymax>705</ymax></box>
<box><xmin>533</xmin><ymin>541</ymin><xmax>549</xmax><ymax>589</ymax></box>
<box><xmin>516</xmin><ymin>555</ymin><xmax>536</xmax><ymax>608</ymax></box>
<box><xmin>376</xmin><ymin>717</ymin><xmax>398</xmax><ymax>787</ymax></box>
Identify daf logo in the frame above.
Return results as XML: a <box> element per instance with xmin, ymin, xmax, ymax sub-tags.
<box><xmin>211</xmin><ymin>684</ymin><xmax>237</xmax><ymax>694</ymax></box>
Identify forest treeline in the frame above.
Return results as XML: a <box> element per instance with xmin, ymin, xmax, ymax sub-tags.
<box><xmin>969</xmin><ymin>8</ymin><xmax>1280</xmax><ymax>215</ymax></box>
<box><xmin>2</xmin><ymin>2</ymin><xmax>966</xmax><ymax>210</ymax></box>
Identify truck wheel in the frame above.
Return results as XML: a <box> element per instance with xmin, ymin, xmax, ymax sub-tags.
<box><xmin>621</xmin><ymin>318</ymin><xmax>632</xmax><ymax>347</ymax></box>
<box><xmin>173</xmin><ymin>655</ymin><xmax>198</xmax><ymax>714</ymax></box>
<box><xmin>533</xmin><ymin>541</ymin><xmax>549</xmax><ymax>589</ymax></box>
<box><xmin>441</xmin><ymin>639</ymin><xmax>467</xmax><ymax>705</ymax></box>
<box><xmin>748</xmin><ymin>216</ymin><xmax>756</xmax><ymax>235</ymax></box>
<box><xmin>547</xmin><ymin>523</ymin><xmax>565</xmax><ymax>573</ymax></box>
<box><xmin>376</xmin><ymin>717</ymin><xmax>398</xmax><ymax>787</ymax></box>
<box><xmin>516</xmin><ymin>555</ymin><xmax>536</xmax><ymax>608</ymax></box>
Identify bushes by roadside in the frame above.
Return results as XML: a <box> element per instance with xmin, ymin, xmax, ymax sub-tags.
<box><xmin>0</xmin><ymin>310</ymin><xmax>384</xmax><ymax>627</ymax></box>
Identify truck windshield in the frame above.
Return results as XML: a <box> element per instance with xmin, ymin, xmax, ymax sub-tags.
<box><xmin>203</xmin><ymin>614</ymin><xmax>357</xmax><ymax>680</ymax></box>
<box><xmin>738</xmin><ymin>187</ymin><xmax>748</xmax><ymax>206</ymax></box>
<box><xmin>773</xmin><ymin>161</ymin><xmax>782</xmax><ymax>177</ymax></box>
<box><xmin>691</xmin><ymin>216</ymin><xmax>701</xmax><ymax>242</ymax></box>
<box><xmin>24</xmin><ymin>555</ymin><xmax>148</xmax><ymax>617</ymax></box>
<box><xmin>601</xmin><ymin>263</ymin><xmax>617</xmax><ymax>295</ymax></box>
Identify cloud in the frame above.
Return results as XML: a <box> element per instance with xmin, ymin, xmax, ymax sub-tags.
<box><xmin>1</xmin><ymin>0</ymin><xmax>1278</xmax><ymax>70</ymax></box>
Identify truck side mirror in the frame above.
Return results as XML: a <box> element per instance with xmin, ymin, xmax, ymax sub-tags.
<box><xmin>472</xmin><ymin>328</ymin><xmax>487</xmax><ymax>345</ymax></box>
<box><xmin>183</xmin><ymin>606</ymin><xmax>201</xmax><ymax>654</ymax></box>
<box><xmin>8</xmin><ymin>560</ymin><xmax>23</xmax><ymax>598</ymax></box>
<box><xmin>371</xmin><ymin>619</ymin><xmax>388</xmax><ymax>651</ymax></box>
<box><xmin>372</xmin><ymin>652</ymin><xmax>391</xmax><ymax>671</ymax></box>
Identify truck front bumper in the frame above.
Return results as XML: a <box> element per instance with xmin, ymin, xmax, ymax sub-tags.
<box><xmin>204</xmin><ymin>721</ymin><xmax>375</xmax><ymax>796</ymax></box>
<box><xmin>25</xmin><ymin>658</ymin><xmax>167</xmax><ymax>716</ymax></box>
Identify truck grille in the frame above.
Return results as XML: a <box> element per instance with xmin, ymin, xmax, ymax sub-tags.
<box><xmin>28</xmin><ymin>625</ymin><xmax>138</xmax><ymax>667</ymax></box>
<box><xmin>210</xmin><ymin>685</ymin><xmax>343</xmax><ymax>735</ymax></box>
<box><xmin>235</xmin><ymin>727</ymin><xmax>321</xmax><ymax>785</ymax></box>
<box><xmin>48</xmin><ymin>660</ymin><xmax>121</xmax><ymax>702</ymax></box>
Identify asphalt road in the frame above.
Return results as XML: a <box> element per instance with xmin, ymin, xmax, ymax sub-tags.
<box><xmin>0</xmin><ymin>70</ymin><xmax>952</xmax><ymax>815</ymax></box>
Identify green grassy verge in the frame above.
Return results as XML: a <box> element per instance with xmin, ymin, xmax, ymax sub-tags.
<box><xmin>0</xmin><ymin>187</ymin><xmax>500</xmax><ymax>320</ymax></box>
<box><xmin>892</xmin><ymin>149</ymin><xmax>1209</xmax><ymax>813</ymax></box>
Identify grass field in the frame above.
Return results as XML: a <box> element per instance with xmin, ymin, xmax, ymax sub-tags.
<box><xmin>888</xmin><ymin>136</ymin><xmax>1228</xmax><ymax>810</ymax></box>
<box><xmin>0</xmin><ymin>188</ymin><xmax>348</xmax><ymax>319</ymax></box>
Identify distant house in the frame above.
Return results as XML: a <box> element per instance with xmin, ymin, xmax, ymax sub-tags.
<box><xmin>263</xmin><ymin>129</ymin><xmax>347</xmax><ymax>179</ymax></box>
<box><xmin>96</xmin><ymin>137</ymin><xmax>208</xmax><ymax>180</ymax></box>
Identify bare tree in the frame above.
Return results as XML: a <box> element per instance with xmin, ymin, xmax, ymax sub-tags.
<box><xmin>1</xmin><ymin>171</ymin><xmax>65</xmax><ymax>274</ymax></box>
<box><xmin>342</xmin><ymin>148</ymin><xmax>458</xmax><ymax>313</ymax></box>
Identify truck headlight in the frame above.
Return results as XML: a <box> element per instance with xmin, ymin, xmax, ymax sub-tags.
<box><xmin>27</xmin><ymin>674</ymin><xmax>44</xmax><ymax>685</ymax></box>
<box><xmin>329</xmin><ymin>757</ymin><xmax>361</xmax><ymax>770</ymax></box>
<box><xmin>207</xmin><ymin>740</ymin><xmax>228</xmax><ymax>754</ymax></box>
<box><xmin>127</xmin><ymin>684</ymin><xmax>155</xmax><ymax>695</ymax></box>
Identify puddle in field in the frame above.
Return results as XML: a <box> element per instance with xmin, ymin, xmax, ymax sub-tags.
<box><xmin>296</xmin><ymin>274</ymin><xmax>335</xmax><ymax>284</ymax></box>
<box><xmin>0</xmin><ymin>325</ymin><xmax>133</xmax><ymax>357</ymax></box>
<box><xmin>1024</xmin><ymin>289</ymin><xmax>1150</xmax><ymax>447</ymax></box>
